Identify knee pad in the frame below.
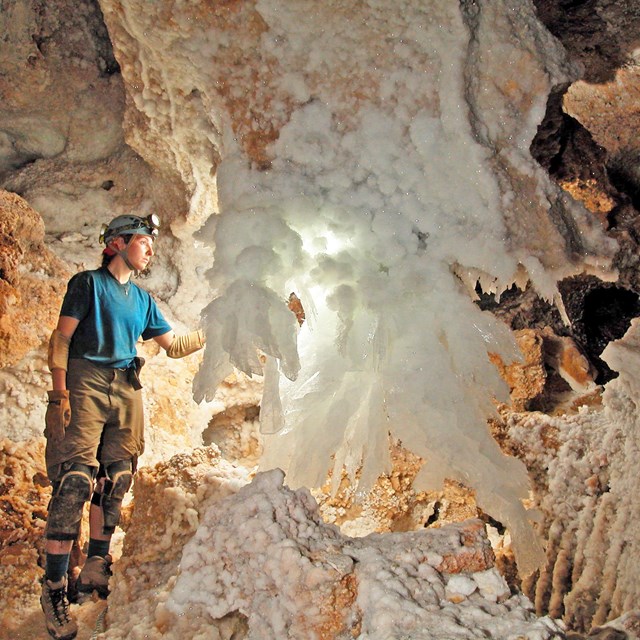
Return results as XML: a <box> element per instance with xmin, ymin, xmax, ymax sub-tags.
<box><xmin>46</xmin><ymin>463</ymin><xmax>95</xmax><ymax>540</ymax></box>
<box><xmin>93</xmin><ymin>459</ymin><xmax>133</xmax><ymax>535</ymax></box>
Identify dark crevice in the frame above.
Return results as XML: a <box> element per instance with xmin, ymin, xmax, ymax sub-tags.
<box><xmin>531</xmin><ymin>0</ymin><xmax>638</xmax><ymax>83</ymax></box>
<box><xmin>423</xmin><ymin>501</ymin><xmax>441</xmax><ymax>528</ymax></box>
<box><xmin>477</xmin><ymin>276</ymin><xmax>640</xmax><ymax>387</ymax></box>
<box><xmin>31</xmin><ymin>33</ymin><xmax>50</xmax><ymax>55</ymax></box>
<box><xmin>559</xmin><ymin>275</ymin><xmax>640</xmax><ymax>384</ymax></box>
<box><xmin>530</xmin><ymin>86</ymin><xmax>612</xmax><ymax>193</ymax></box>
<box><xmin>475</xmin><ymin>283</ymin><xmax>568</xmax><ymax>337</ymax></box>
<box><xmin>478</xmin><ymin>510</ymin><xmax>506</xmax><ymax>536</ymax></box>
<box><xmin>607</xmin><ymin>153</ymin><xmax>640</xmax><ymax>212</ymax></box>
<box><xmin>89</xmin><ymin>0</ymin><xmax>121</xmax><ymax>77</ymax></box>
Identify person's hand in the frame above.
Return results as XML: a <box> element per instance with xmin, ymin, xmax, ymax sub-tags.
<box><xmin>45</xmin><ymin>390</ymin><xmax>71</xmax><ymax>442</ymax></box>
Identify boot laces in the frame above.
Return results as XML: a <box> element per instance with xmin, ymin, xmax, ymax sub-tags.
<box><xmin>47</xmin><ymin>584</ymin><xmax>72</xmax><ymax>625</ymax></box>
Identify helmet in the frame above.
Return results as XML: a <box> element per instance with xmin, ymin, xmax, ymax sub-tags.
<box><xmin>99</xmin><ymin>214</ymin><xmax>160</xmax><ymax>245</ymax></box>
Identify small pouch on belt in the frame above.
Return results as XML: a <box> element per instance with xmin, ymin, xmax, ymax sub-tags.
<box><xmin>127</xmin><ymin>357</ymin><xmax>146</xmax><ymax>390</ymax></box>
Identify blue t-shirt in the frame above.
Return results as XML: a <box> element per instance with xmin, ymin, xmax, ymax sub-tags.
<box><xmin>60</xmin><ymin>267</ymin><xmax>172</xmax><ymax>368</ymax></box>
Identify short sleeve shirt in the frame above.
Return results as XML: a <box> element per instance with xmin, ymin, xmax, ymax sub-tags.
<box><xmin>60</xmin><ymin>267</ymin><xmax>172</xmax><ymax>368</ymax></box>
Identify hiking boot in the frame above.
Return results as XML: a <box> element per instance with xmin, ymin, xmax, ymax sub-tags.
<box><xmin>77</xmin><ymin>554</ymin><xmax>112</xmax><ymax>598</ymax></box>
<box><xmin>40</xmin><ymin>576</ymin><xmax>78</xmax><ymax>640</ymax></box>
<box><xmin>76</xmin><ymin>555</ymin><xmax>112</xmax><ymax>598</ymax></box>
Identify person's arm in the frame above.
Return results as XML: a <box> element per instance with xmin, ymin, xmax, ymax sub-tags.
<box><xmin>153</xmin><ymin>329</ymin><xmax>205</xmax><ymax>358</ymax></box>
<box><xmin>45</xmin><ymin>315</ymin><xmax>79</xmax><ymax>442</ymax></box>
<box><xmin>153</xmin><ymin>330</ymin><xmax>175</xmax><ymax>352</ymax></box>
<box><xmin>49</xmin><ymin>316</ymin><xmax>79</xmax><ymax>390</ymax></box>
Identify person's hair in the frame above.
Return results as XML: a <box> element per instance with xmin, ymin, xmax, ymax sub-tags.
<box><xmin>101</xmin><ymin>234</ymin><xmax>133</xmax><ymax>268</ymax></box>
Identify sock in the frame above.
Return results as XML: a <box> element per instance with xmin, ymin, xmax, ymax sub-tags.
<box><xmin>87</xmin><ymin>538</ymin><xmax>111</xmax><ymax>558</ymax></box>
<box><xmin>45</xmin><ymin>553</ymin><xmax>70</xmax><ymax>583</ymax></box>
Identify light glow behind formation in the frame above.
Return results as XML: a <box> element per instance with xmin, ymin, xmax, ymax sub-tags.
<box><xmin>192</xmin><ymin>0</ymin><xmax>588</xmax><ymax>575</ymax></box>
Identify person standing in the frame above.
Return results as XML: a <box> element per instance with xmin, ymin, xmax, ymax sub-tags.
<box><xmin>41</xmin><ymin>214</ymin><xmax>205</xmax><ymax>640</ymax></box>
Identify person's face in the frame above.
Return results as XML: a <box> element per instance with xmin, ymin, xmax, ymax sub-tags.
<box><xmin>117</xmin><ymin>234</ymin><xmax>155</xmax><ymax>271</ymax></box>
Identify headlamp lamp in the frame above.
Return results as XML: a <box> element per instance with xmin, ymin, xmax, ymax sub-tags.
<box><xmin>143</xmin><ymin>213</ymin><xmax>160</xmax><ymax>233</ymax></box>
<box><xmin>99</xmin><ymin>223</ymin><xmax>109</xmax><ymax>245</ymax></box>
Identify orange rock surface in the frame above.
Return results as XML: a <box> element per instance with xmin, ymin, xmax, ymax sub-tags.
<box><xmin>0</xmin><ymin>190</ymin><xmax>69</xmax><ymax>368</ymax></box>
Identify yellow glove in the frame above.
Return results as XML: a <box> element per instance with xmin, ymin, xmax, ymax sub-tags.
<box><xmin>166</xmin><ymin>329</ymin><xmax>205</xmax><ymax>359</ymax></box>
<box><xmin>45</xmin><ymin>390</ymin><xmax>71</xmax><ymax>442</ymax></box>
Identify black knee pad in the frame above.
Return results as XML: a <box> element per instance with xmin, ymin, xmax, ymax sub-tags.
<box><xmin>46</xmin><ymin>463</ymin><xmax>95</xmax><ymax>540</ymax></box>
<box><xmin>93</xmin><ymin>459</ymin><xmax>133</xmax><ymax>535</ymax></box>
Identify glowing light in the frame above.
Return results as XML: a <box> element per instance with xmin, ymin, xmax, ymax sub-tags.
<box><xmin>301</xmin><ymin>228</ymin><xmax>349</xmax><ymax>257</ymax></box>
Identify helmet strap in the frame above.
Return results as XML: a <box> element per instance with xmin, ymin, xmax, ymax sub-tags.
<box><xmin>118</xmin><ymin>247</ymin><xmax>137</xmax><ymax>273</ymax></box>
<box><xmin>109</xmin><ymin>237</ymin><xmax>138</xmax><ymax>274</ymax></box>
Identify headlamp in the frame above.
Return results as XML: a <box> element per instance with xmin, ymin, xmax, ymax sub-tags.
<box><xmin>145</xmin><ymin>213</ymin><xmax>160</xmax><ymax>230</ymax></box>
<box><xmin>143</xmin><ymin>213</ymin><xmax>160</xmax><ymax>237</ymax></box>
<box><xmin>99</xmin><ymin>214</ymin><xmax>161</xmax><ymax>244</ymax></box>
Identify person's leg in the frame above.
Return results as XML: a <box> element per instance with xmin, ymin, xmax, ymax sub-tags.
<box><xmin>42</xmin><ymin>463</ymin><xmax>95</xmax><ymax>640</ymax></box>
<box><xmin>86</xmin><ymin>460</ymin><xmax>114</xmax><ymax>557</ymax></box>
<box><xmin>78</xmin><ymin>367</ymin><xmax>143</xmax><ymax>597</ymax></box>
<box><xmin>44</xmin><ymin>463</ymin><xmax>96</xmax><ymax>571</ymax></box>
<box><xmin>44</xmin><ymin>540</ymin><xmax>74</xmax><ymax>582</ymax></box>
<box><xmin>79</xmin><ymin>459</ymin><xmax>133</xmax><ymax>597</ymax></box>
<box><xmin>44</xmin><ymin>360</ymin><xmax>109</xmax><ymax>556</ymax></box>
<box><xmin>87</xmin><ymin>504</ymin><xmax>112</xmax><ymax>558</ymax></box>
<box><xmin>42</xmin><ymin>361</ymin><xmax>107</xmax><ymax>638</ymax></box>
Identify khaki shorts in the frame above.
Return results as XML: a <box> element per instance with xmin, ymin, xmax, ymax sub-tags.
<box><xmin>45</xmin><ymin>359</ymin><xmax>144</xmax><ymax>480</ymax></box>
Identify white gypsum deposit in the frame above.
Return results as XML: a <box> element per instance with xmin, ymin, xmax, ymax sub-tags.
<box><xmin>189</xmin><ymin>0</ymin><xmax>609</xmax><ymax>577</ymax></box>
